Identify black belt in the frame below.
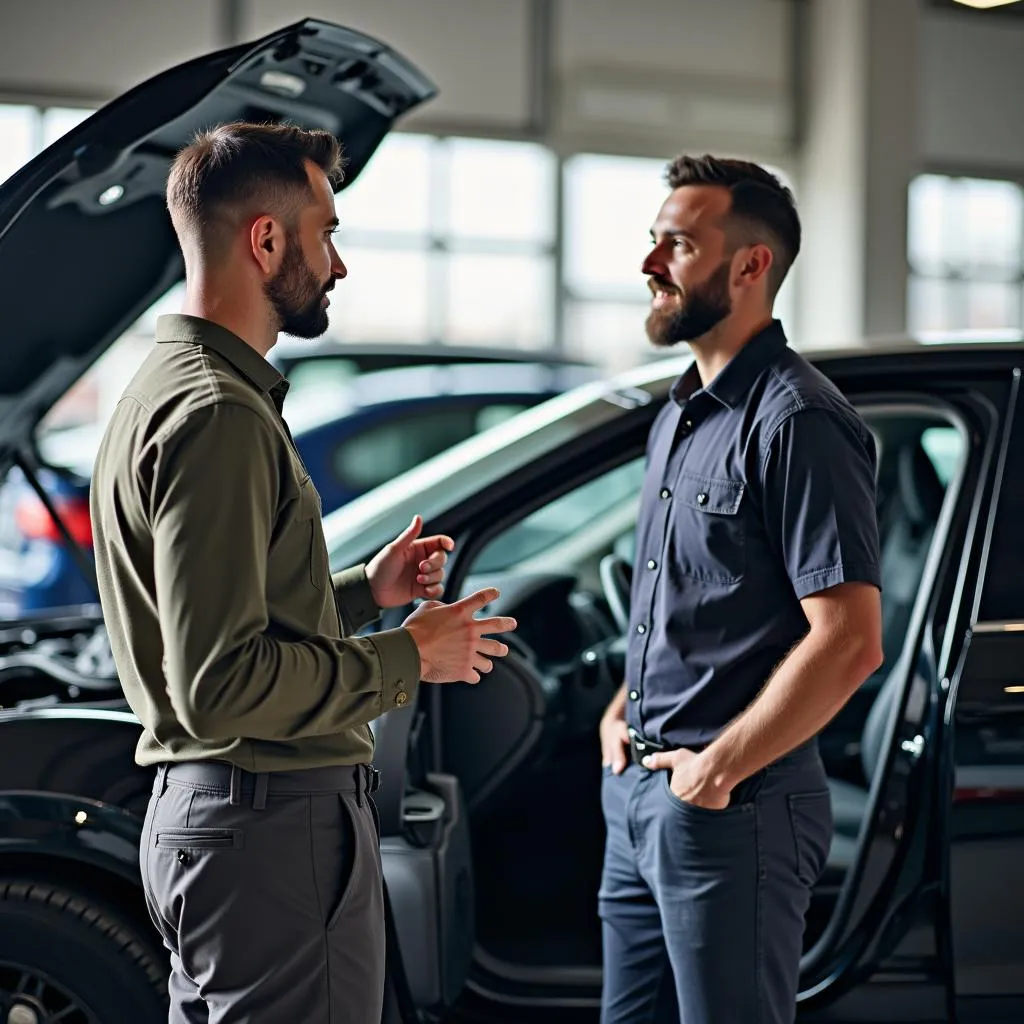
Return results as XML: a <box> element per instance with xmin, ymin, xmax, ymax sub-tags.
<box><xmin>628</xmin><ymin>727</ymin><xmax>710</xmax><ymax>767</ymax></box>
<box><xmin>154</xmin><ymin>761</ymin><xmax>381</xmax><ymax>810</ymax></box>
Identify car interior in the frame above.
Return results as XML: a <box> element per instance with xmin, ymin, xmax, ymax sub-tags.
<box><xmin>382</xmin><ymin>402</ymin><xmax>968</xmax><ymax>1001</ymax></box>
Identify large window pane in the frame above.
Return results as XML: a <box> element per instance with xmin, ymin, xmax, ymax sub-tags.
<box><xmin>966</xmin><ymin>280</ymin><xmax>1022</xmax><ymax>330</ymax></box>
<box><xmin>908</xmin><ymin>277</ymin><xmax>956</xmax><ymax>333</ymax></box>
<box><xmin>446</xmin><ymin>138</ymin><xmax>556</xmax><ymax>244</ymax></box>
<box><xmin>0</xmin><ymin>105</ymin><xmax>37</xmax><ymax>184</ymax></box>
<box><xmin>563</xmin><ymin>154</ymin><xmax>667</xmax><ymax>301</ymax></box>
<box><xmin>334</xmin><ymin>133</ymin><xmax>432</xmax><ymax>237</ymax></box>
<box><xmin>962</xmin><ymin>179</ymin><xmax>1024</xmax><ymax>269</ymax></box>
<box><xmin>563</xmin><ymin>300</ymin><xmax>654</xmax><ymax>373</ymax></box>
<box><xmin>444</xmin><ymin>253</ymin><xmax>554</xmax><ymax>348</ymax></box>
<box><xmin>41</xmin><ymin>106</ymin><xmax>95</xmax><ymax>147</ymax></box>
<box><xmin>908</xmin><ymin>174</ymin><xmax>950</xmax><ymax>274</ymax></box>
<box><xmin>320</xmin><ymin>247</ymin><xmax>431</xmax><ymax>343</ymax></box>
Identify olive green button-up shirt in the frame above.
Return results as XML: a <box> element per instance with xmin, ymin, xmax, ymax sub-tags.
<box><xmin>90</xmin><ymin>314</ymin><xmax>420</xmax><ymax>771</ymax></box>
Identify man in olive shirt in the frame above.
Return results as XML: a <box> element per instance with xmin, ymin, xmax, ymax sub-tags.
<box><xmin>90</xmin><ymin>123</ymin><xmax>516</xmax><ymax>1024</ymax></box>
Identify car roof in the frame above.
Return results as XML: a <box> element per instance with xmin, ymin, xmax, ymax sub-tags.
<box><xmin>270</xmin><ymin>340</ymin><xmax>594</xmax><ymax>372</ymax></box>
<box><xmin>285</xmin><ymin>361</ymin><xmax>599</xmax><ymax>436</ymax></box>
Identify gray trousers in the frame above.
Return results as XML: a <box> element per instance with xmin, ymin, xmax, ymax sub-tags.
<box><xmin>599</xmin><ymin>741</ymin><xmax>833</xmax><ymax>1024</ymax></box>
<box><xmin>140</xmin><ymin>761</ymin><xmax>385</xmax><ymax>1024</ymax></box>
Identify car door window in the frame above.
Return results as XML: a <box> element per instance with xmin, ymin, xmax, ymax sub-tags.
<box><xmin>334</xmin><ymin>402</ymin><xmax>533</xmax><ymax>493</ymax></box>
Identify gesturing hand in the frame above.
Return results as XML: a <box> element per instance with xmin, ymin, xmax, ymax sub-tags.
<box><xmin>366</xmin><ymin>515</ymin><xmax>455</xmax><ymax>609</ymax></box>
<box><xmin>402</xmin><ymin>588</ymin><xmax>518</xmax><ymax>684</ymax></box>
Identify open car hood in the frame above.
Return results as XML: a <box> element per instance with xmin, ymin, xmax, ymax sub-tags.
<box><xmin>0</xmin><ymin>18</ymin><xmax>436</xmax><ymax>468</ymax></box>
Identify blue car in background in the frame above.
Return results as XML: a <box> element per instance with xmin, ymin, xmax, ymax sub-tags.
<box><xmin>0</xmin><ymin>349</ymin><xmax>597</xmax><ymax>615</ymax></box>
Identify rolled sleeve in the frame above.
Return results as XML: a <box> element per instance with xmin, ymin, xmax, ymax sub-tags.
<box><xmin>760</xmin><ymin>408</ymin><xmax>882</xmax><ymax>600</ymax></box>
<box><xmin>332</xmin><ymin>564</ymin><xmax>381</xmax><ymax>634</ymax></box>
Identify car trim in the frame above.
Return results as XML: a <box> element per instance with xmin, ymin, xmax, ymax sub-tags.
<box><xmin>0</xmin><ymin>707</ymin><xmax>138</xmax><ymax>725</ymax></box>
<box><xmin>969</xmin><ymin>620</ymin><xmax>1024</xmax><ymax>634</ymax></box>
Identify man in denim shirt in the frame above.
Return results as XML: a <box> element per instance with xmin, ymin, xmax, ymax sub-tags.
<box><xmin>597</xmin><ymin>155</ymin><xmax>883</xmax><ymax>1024</ymax></box>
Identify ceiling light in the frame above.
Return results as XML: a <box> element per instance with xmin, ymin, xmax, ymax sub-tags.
<box><xmin>952</xmin><ymin>0</ymin><xmax>1023</xmax><ymax>9</ymax></box>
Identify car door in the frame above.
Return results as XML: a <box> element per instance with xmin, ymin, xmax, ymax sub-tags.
<box><xmin>796</xmin><ymin>352</ymin><xmax>1015</xmax><ymax>1023</ymax></box>
<box><xmin>944</xmin><ymin>367</ymin><xmax>1024</xmax><ymax>1024</ymax></box>
<box><xmin>371</xmin><ymin>677</ymin><xmax>477</xmax><ymax>1016</ymax></box>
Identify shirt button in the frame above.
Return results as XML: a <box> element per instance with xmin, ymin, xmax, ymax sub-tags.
<box><xmin>660</xmin><ymin>488</ymin><xmax>672</xmax><ymax>500</ymax></box>
<box><xmin>697</xmin><ymin>492</ymin><xmax>709</xmax><ymax>505</ymax></box>
<box><xmin>636</xmin><ymin>624</ymin><xmax>647</xmax><ymax>635</ymax></box>
<box><xmin>647</xmin><ymin>559</ymin><xmax>657</xmax><ymax>571</ymax></box>
<box><xmin>629</xmin><ymin>689</ymin><xmax>640</xmax><ymax>701</ymax></box>
<box><xmin>395</xmin><ymin>690</ymin><xmax>408</xmax><ymax>707</ymax></box>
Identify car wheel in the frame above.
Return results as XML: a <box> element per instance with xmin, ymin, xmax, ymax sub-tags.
<box><xmin>0</xmin><ymin>879</ymin><xmax>167</xmax><ymax>1024</ymax></box>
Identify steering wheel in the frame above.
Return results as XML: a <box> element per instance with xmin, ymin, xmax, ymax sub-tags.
<box><xmin>599</xmin><ymin>554</ymin><xmax>633</xmax><ymax>634</ymax></box>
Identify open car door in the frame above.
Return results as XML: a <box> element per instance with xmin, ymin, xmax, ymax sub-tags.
<box><xmin>374</xmin><ymin>684</ymin><xmax>475</xmax><ymax>1020</ymax></box>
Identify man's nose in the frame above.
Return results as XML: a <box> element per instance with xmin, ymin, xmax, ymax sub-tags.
<box><xmin>641</xmin><ymin>250</ymin><xmax>662</xmax><ymax>277</ymax></box>
<box><xmin>333</xmin><ymin>256</ymin><xmax>348</xmax><ymax>280</ymax></box>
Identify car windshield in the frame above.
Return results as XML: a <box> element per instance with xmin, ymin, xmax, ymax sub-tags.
<box><xmin>322</xmin><ymin>357</ymin><xmax>686</xmax><ymax>570</ymax></box>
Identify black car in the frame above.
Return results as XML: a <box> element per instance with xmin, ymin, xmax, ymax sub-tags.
<box><xmin>316</xmin><ymin>340</ymin><xmax>1024</xmax><ymax>1024</ymax></box>
<box><xmin>1</xmin><ymin>16</ymin><xmax>1023</xmax><ymax>1024</ymax></box>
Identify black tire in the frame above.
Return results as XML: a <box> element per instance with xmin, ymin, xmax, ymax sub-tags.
<box><xmin>0</xmin><ymin>879</ymin><xmax>167</xmax><ymax>1024</ymax></box>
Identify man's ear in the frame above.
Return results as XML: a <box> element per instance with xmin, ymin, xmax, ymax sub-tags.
<box><xmin>250</xmin><ymin>216</ymin><xmax>281</xmax><ymax>276</ymax></box>
<box><xmin>736</xmin><ymin>243</ymin><xmax>774</xmax><ymax>289</ymax></box>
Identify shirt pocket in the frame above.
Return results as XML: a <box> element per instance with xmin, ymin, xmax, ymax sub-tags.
<box><xmin>297</xmin><ymin>475</ymin><xmax>330</xmax><ymax>591</ymax></box>
<box><xmin>674</xmin><ymin>472</ymin><xmax>746</xmax><ymax>584</ymax></box>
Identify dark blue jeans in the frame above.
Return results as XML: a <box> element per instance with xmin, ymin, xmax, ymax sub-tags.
<box><xmin>598</xmin><ymin>742</ymin><xmax>832</xmax><ymax>1024</ymax></box>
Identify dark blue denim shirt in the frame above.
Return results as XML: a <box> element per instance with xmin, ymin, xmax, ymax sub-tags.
<box><xmin>626</xmin><ymin>321</ymin><xmax>881</xmax><ymax>749</ymax></box>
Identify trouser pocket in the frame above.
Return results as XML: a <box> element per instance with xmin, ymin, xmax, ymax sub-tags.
<box><xmin>154</xmin><ymin>827</ymin><xmax>243</xmax><ymax>850</ymax></box>
<box><xmin>787</xmin><ymin>790</ymin><xmax>833</xmax><ymax>887</ymax></box>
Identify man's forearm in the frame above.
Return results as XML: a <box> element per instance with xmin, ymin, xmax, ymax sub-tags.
<box><xmin>701</xmin><ymin>629</ymin><xmax>881</xmax><ymax>790</ymax></box>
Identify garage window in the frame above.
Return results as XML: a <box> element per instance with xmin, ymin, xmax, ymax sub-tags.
<box><xmin>907</xmin><ymin>174</ymin><xmax>1024</xmax><ymax>336</ymax></box>
<box><xmin>0</xmin><ymin>105</ymin><xmax>39</xmax><ymax>186</ymax></box>
<box><xmin>329</xmin><ymin>134</ymin><xmax>557</xmax><ymax>349</ymax></box>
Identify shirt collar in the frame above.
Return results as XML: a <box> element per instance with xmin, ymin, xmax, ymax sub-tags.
<box><xmin>670</xmin><ymin>319</ymin><xmax>789</xmax><ymax>410</ymax></box>
<box><xmin>155</xmin><ymin>314</ymin><xmax>287</xmax><ymax>400</ymax></box>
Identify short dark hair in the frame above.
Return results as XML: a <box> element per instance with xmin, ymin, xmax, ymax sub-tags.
<box><xmin>167</xmin><ymin>121</ymin><xmax>345</xmax><ymax>259</ymax></box>
<box><xmin>665</xmin><ymin>154</ymin><xmax>800</xmax><ymax>297</ymax></box>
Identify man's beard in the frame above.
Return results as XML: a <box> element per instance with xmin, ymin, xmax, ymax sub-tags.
<box><xmin>265</xmin><ymin>233</ymin><xmax>333</xmax><ymax>339</ymax></box>
<box><xmin>645</xmin><ymin>259</ymin><xmax>732</xmax><ymax>349</ymax></box>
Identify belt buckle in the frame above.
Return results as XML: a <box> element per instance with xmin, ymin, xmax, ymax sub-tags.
<box><xmin>628</xmin><ymin>727</ymin><xmax>662</xmax><ymax>768</ymax></box>
<box><xmin>366</xmin><ymin>766</ymin><xmax>381</xmax><ymax>794</ymax></box>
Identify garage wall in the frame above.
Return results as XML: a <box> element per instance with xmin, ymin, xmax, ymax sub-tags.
<box><xmin>553</xmin><ymin>0</ymin><xmax>794</xmax><ymax>156</ymax></box>
<box><xmin>921</xmin><ymin>10</ymin><xmax>1024</xmax><ymax>175</ymax></box>
<box><xmin>0</xmin><ymin>0</ymin><xmax>796</xmax><ymax>156</ymax></box>
<box><xmin>2</xmin><ymin>0</ymin><xmax>1024</xmax><ymax>175</ymax></box>
<box><xmin>0</xmin><ymin>0</ymin><xmax>223</xmax><ymax>101</ymax></box>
